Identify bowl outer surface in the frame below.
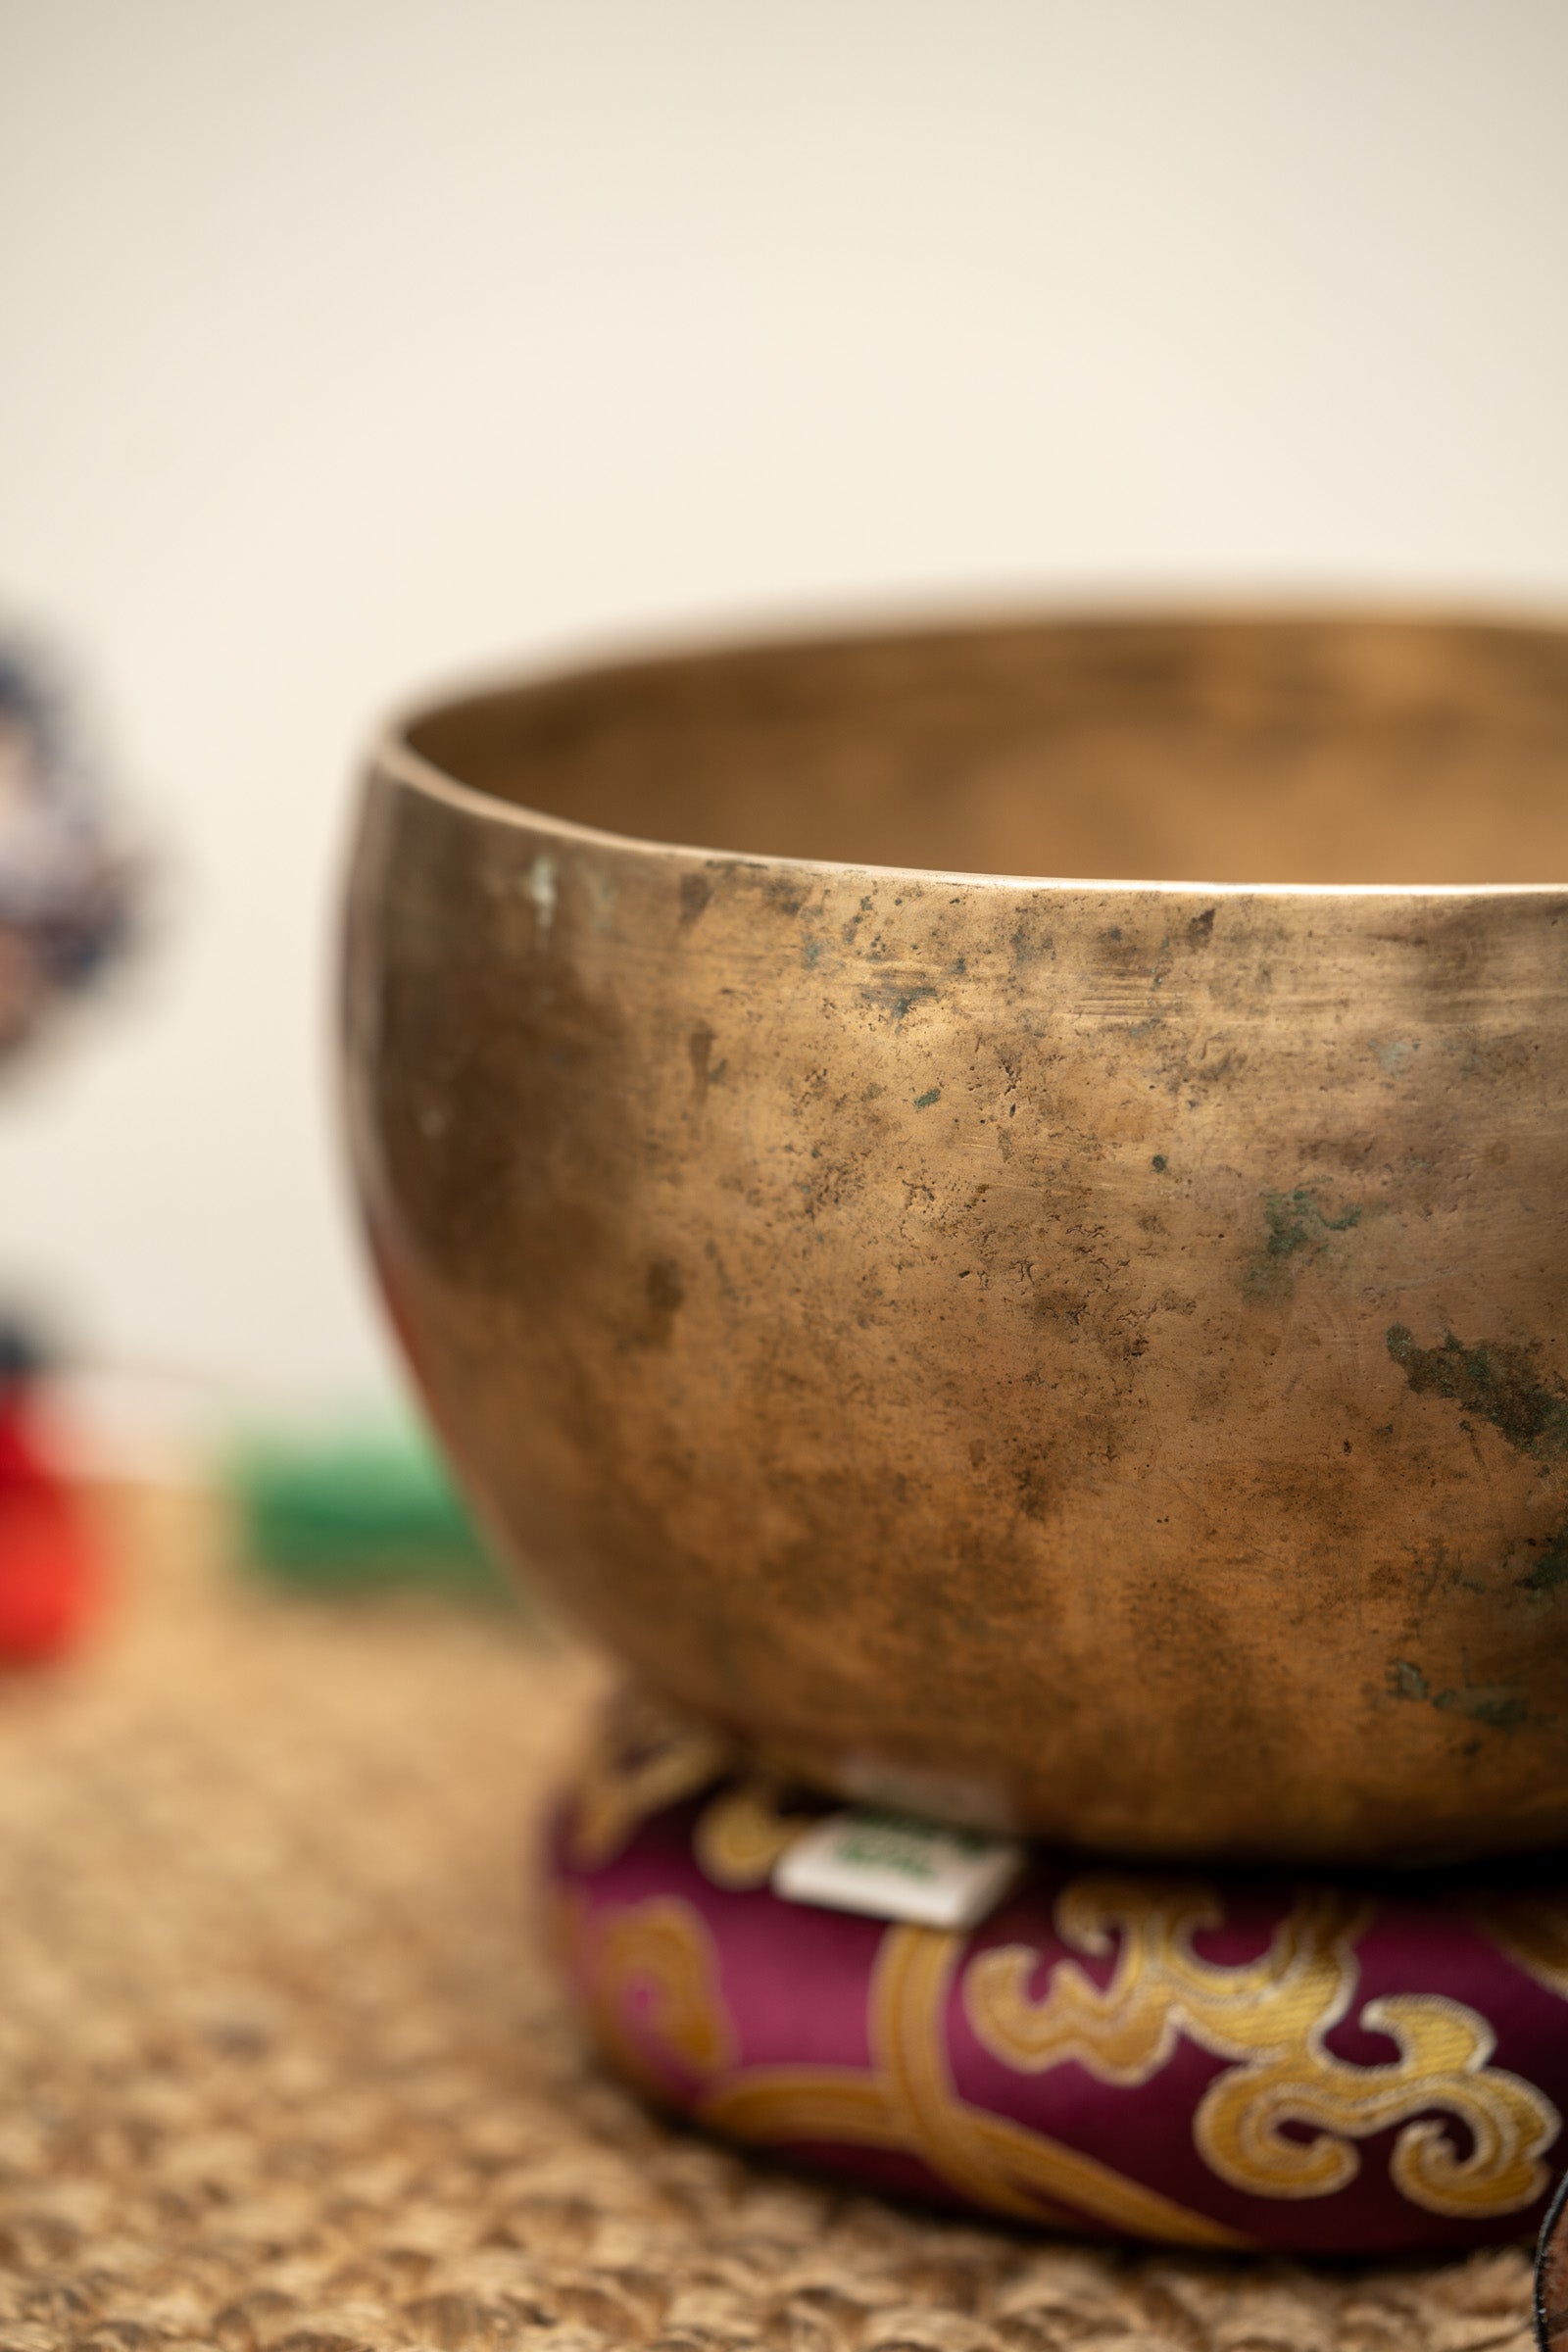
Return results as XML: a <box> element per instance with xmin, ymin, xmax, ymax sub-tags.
<box><xmin>344</xmin><ymin>753</ymin><xmax>1568</xmax><ymax>1863</ymax></box>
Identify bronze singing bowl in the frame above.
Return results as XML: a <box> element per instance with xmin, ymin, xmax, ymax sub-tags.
<box><xmin>344</xmin><ymin>612</ymin><xmax>1568</xmax><ymax>1864</ymax></box>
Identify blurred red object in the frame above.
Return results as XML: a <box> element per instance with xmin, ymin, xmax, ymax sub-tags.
<box><xmin>0</xmin><ymin>1334</ymin><xmax>97</xmax><ymax>1662</ymax></box>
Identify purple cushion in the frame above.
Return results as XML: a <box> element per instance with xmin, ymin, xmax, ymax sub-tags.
<box><xmin>546</xmin><ymin>1701</ymin><xmax>1568</xmax><ymax>2254</ymax></box>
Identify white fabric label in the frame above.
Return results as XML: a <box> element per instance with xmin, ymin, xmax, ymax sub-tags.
<box><xmin>771</xmin><ymin>1807</ymin><xmax>1025</xmax><ymax>1931</ymax></box>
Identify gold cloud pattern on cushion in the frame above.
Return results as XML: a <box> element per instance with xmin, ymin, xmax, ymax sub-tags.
<box><xmin>965</xmin><ymin>1876</ymin><xmax>1556</xmax><ymax>2216</ymax></box>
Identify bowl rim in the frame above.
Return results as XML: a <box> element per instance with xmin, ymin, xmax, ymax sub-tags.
<box><xmin>368</xmin><ymin>601</ymin><xmax>1568</xmax><ymax>904</ymax></box>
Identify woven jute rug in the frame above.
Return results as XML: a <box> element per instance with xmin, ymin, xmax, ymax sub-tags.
<box><xmin>0</xmin><ymin>1489</ymin><xmax>1538</xmax><ymax>2352</ymax></box>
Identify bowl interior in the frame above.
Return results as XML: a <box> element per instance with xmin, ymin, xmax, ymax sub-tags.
<box><xmin>404</xmin><ymin>612</ymin><xmax>1568</xmax><ymax>889</ymax></box>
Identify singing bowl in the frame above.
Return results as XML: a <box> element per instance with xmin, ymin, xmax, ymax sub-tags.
<box><xmin>344</xmin><ymin>612</ymin><xmax>1568</xmax><ymax>1863</ymax></box>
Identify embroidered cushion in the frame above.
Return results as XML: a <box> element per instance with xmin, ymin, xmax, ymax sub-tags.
<box><xmin>548</xmin><ymin>1701</ymin><xmax>1568</xmax><ymax>2255</ymax></box>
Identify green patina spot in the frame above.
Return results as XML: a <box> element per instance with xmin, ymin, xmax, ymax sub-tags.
<box><xmin>1245</xmin><ymin>1188</ymin><xmax>1361</xmax><ymax>1298</ymax></box>
<box><xmin>1519</xmin><ymin>1525</ymin><xmax>1568</xmax><ymax>1595</ymax></box>
<box><xmin>1389</xmin><ymin>1657</ymin><xmax>1528</xmax><ymax>1729</ymax></box>
<box><xmin>1386</xmin><ymin>1326</ymin><xmax>1568</xmax><ymax>1460</ymax></box>
<box><xmin>913</xmin><ymin>1087</ymin><xmax>941</xmax><ymax>1110</ymax></box>
<box><xmin>860</xmin><ymin>979</ymin><xmax>938</xmax><ymax>1023</ymax></box>
<box><xmin>1439</xmin><ymin>1689</ymin><xmax>1530</xmax><ymax>1729</ymax></box>
<box><xmin>1151</xmin><ymin>1153</ymin><xmax>1168</xmax><ymax>1173</ymax></box>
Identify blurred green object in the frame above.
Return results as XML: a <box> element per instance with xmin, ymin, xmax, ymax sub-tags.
<box><xmin>227</xmin><ymin>1425</ymin><xmax>513</xmax><ymax>1601</ymax></box>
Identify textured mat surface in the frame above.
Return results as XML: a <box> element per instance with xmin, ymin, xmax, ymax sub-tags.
<box><xmin>0</xmin><ymin>1490</ymin><xmax>1539</xmax><ymax>2350</ymax></box>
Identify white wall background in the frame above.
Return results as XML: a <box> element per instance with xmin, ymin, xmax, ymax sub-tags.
<box><xmin>2</xmin><ymin>0</ymin><xmax>1566</xmax><ymax>1408</ymax></box>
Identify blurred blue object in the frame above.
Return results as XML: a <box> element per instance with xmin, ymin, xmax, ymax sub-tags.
<box><xmin>0</xmin><ymin>634</ymin><xmax>137</xmax><ymax>1063</ymax></box>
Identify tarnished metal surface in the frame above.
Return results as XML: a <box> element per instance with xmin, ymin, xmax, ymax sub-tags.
<box><xmin>343</xmin><ymin>615</ymin><xmax>1568</xmax><ymax>1862</ymax></box>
